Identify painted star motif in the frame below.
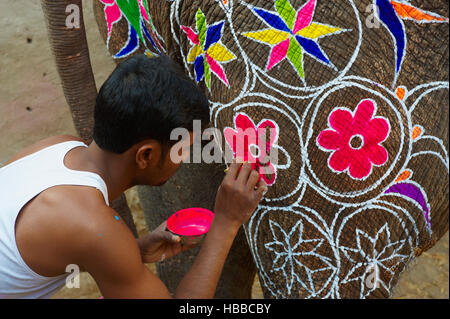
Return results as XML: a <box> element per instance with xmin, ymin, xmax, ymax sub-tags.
<box><xmin>340</xmin><ymin>224</ymin><xmax>410</xmax><ymax>298</ymax></box>
<box><xmin>182</xmin><ymin>9</ymin><xmax>236</xmax><ymax>89</ymax></box>
<box><xmin>242</xmin><ymin>0</ymin><xmax>347</xmax><ymax>81</ymax></box>
<box><xmin>265</xmin><ymin>219</ymin><xmax>334</xmax><ymax>296</ymax></box>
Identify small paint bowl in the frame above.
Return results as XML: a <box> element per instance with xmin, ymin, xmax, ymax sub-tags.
<box><xmin>166</xmin><ymin>208</ymin><xmax>214</xmax><ymax>246</ymax></box>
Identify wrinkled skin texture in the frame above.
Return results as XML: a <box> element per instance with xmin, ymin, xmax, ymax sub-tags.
<box><xmin>45</xmin><ymin>0</ymin><xmax>448</xmax><ymax>298</ymax></box>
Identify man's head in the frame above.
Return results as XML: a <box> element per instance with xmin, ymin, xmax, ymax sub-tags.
<box><xmin>93</xmin><ymin>54</ymin><xmax>210</xmax><ymax>186</ymax></box>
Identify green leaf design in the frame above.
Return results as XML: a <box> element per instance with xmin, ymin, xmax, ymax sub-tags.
<box><xmin>287</xmin><ymin>38</ymin><xmax>304</xmax><ymax>78</ymax></box>
<box><xmin>204</xmin><ymin>58</ymin><xmax>211</xmax><ymax>89</ymax></box>
<box><xmin>275</xmin><ymin>0</ymin><xmax>296</xmax><ymax>30</ymax></box>
<box><xmin>196</xmin><ymin>9</ymin><xmax>207</xmax><ymax>48</ymax></box>
<box><xmin>116</xmin><ymin>0</ymin><xmax>145</xmax><ymax>43</ymax></box>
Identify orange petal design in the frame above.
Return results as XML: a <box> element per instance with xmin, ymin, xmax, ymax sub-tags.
<box><xmin>412</xmin><ymin>125</ymin><xmax>422</xmax><ymax>140</ymax></box>
<box><xmin>396</xmin><ymin>86</ymin><xmax>406</xmax><ymax>100</ymax></box>
<box><xmin>391</xmin><ymin>1</ymin><xmax>449</xmax><ymax>22</ymax></box>
<box><xmin>395</xmin><ymin>170</ymin><xmax>411</xmax><ymax>183</ymax></box>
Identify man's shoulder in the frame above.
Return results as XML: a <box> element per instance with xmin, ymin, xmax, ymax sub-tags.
<box><xmin>6</xmin><ymin>135</ymin><xmax>85</xmax><ymax>165</ymax></box>
<box><xmin>15</xmin><ymin>184</ymin><xmax>125</xmax><ymax>276</ymax></box>
<box><xmin>37</xmin><ymin>185</ymin><xmax>116</xmax><ymax>235</ymax></box>
<box><xmin>41</xmin><ymin>188</ymin><xmax>141</xmax><ymax>272</ymax></box>
<box><xmin>30</xmin><ymin>186</ymin><xmax>137</xmax><ymax>262</ymax></box>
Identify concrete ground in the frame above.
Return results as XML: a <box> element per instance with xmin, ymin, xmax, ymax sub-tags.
<box><xmin>0</xmin><ymin>0</ymin><xmax>448</xmax><ymax>299</ymax></box>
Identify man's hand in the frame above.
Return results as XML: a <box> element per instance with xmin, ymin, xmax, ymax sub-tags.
<box><xmin>213</xmin><ymin>158</ymin><xmax>268</xmax><ymax>230</ymax></box>
<box><xmin>137</xmin><ymin>221</ymin><xmax>194</xmax><ymax>264</ymax></box>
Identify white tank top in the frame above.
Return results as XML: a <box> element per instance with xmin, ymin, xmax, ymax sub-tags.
<box><xmin>0</xmin><ymin>140</ymin><xmax>109</xmax><ymax>298</ymax></box>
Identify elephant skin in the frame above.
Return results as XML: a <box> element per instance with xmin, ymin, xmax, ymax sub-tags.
<box><xmin>60</xmin><ymin>0</ymin><xmax>448</xmax><ymax>298</ymax></box>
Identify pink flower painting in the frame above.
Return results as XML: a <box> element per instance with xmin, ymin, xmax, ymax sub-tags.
<box><xmin>317</xmin><ymin>99</ymin><xmax>390</xmax><ymax>180</ymax></box>
<box><xmin>224</xmin><ymin>113</ymin><xmax>279</xmax><ymax>186</ymax></box>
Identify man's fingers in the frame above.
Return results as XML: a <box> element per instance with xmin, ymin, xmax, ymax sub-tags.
<box><xmin>236</xmin><ymin>162</ymin><xmax>253</xmax><ymax>185</ymax></box>
<box><xmin>170</xmin><ymin>233</ymin><xmax>181</xmax><ymax>243</ymax></box>
<box><xmin>255</xmin><ymin>180</ymin><xmax>268</xmax><ymax>200</ymax></box>
<box><xmin>161</xmin><ymin>230</ymin><xmax>180</xmax><ymax>243</ymax></box>
<box><xmin>224</xmin><ymin>157</ymin><xmax>243</xmax><ymax>182</ymax></box>
<box><xmin>247</xmin><ymin>170</ymin><xmax>260</xmax><ymax>190</ymax></box>
<box><xmin>158</xmin><ymin>221</ymin><xmax>167</xmax><ymax>231</ymax></box>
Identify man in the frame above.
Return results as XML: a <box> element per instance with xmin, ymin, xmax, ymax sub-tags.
<box><xmin>0</xmin><ymin>54</ymin><xmax>267</xmax><ymax>298</ymax></box>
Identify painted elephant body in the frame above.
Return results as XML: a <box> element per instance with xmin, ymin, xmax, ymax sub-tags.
<box><xmin>43</xmin><ymin>0</ymin><xmax>448</xmax><ymax>298</ymax></box>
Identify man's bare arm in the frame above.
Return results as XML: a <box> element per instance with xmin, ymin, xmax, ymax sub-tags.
<box><xmin>72</xmin><ymin>203</ymin><xmax>173</xmax><ymax>298</ymax></box>
<box><xmin>175</xmin><ymin>160</ymin><xmax>266</xmax><ymax>298</ymax></box>
<box><xmin>76</xmin><ymin>160</ymin><xmax>266</xmax><ymax>298</ymax></box>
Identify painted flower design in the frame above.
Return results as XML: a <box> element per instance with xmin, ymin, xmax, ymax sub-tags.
<box><xmin>182</xmin><ymin>9</ymin><xmax>236</xmax><ymax>89</ymax></box>
<box><xmin>242</xmin><ymin>0</ymin><xmax>346</xmax><ymax>80</ymax></box>
<box><xmin>99</xmin><ymin>0</ymin><xmax>164</xmax><ymax>58</ymax></box>
<box><xmin>224</xmin><ymin>113</ymin><xmax>279</xmax><ymax>186</ymax></box>
<box><xmin>317</xmin><ymin>99</ymin><xmax>390</xmax><ymax>180</ymax></box>
<box><xmin>265</xmin><ymin>219</ymin><xmax>334</xmax><ymax>295</ymax></box>
<box><xmin>340</xmin><ymin>224</ymin><xmax>409</xmax><ymax>298</ymax></box>
<box><xmin>374</xmin><ymin>0</ymin><xmax>448</xmax><ymax>86</ymax></box>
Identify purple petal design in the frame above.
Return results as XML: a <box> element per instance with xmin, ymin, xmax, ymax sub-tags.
<box><xmin>385</xmin><ymin>182</ymin><xmax>431</xmax><ymax>228</ymax></box>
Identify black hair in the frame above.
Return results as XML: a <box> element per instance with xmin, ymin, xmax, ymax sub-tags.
<box><xmin>93</xmin><ymin>54</ymin><xmax>210</xmax><ymax>154</ymax></box>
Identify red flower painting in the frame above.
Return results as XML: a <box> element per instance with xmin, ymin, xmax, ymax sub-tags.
<box><xmin>224</xmin><ymin>113</ymin><xmax>279</xmax><ymax>186</ymax></box>
<box><xmin>317</xmin><ymin>99</ymin><xmax>390</xmax><ymax>180</ymax></box>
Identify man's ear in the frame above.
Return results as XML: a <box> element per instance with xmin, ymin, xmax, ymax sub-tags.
<box><xmin>135</xmin><ymin>144</ymin><xmax>154</xmax><ymax>169</ymax></box>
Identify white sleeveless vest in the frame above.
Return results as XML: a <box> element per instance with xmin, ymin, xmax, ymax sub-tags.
<box><xmin>0</xmin><ymin>141</ymin><xmax>109</xmax><ymax>298</ymax></box>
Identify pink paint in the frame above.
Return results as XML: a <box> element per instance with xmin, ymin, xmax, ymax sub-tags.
<box><xmin>100</xmin><ymin>0</ymin><xmax>122</xmax><ymax>36</ymax></box>
<box><xmin>167</xmin><ymin>208</ymin><xmax>214</xmax><ymax>236</ymax></box>
<box><xmin>293</xmin><ymin>0</ymin><xmax>316</xmax><ymax>34</ymax></box>
<box><xmin>267</xmin><ymin>38</ymin><xmax>290</xmax><ymax>71</ymax></box>
<box><xmin>317</xmin><ymin>99</ymin><xmax>390</xmax><ymax>179</ymax></box>
<box><xmin>181</xmin><ymin>26</ymin><xmax>200</xmax><ymax>45</ymax></box>
<box><xmin>206</xmin><ymin>53</ymin><xmax>230</xmax><ymax>86</ymax></box>
<box><xmin>224</xmin><ymin>113</ymin><xmax>278</xmax><ymax>186</ymax></box>
<box><xmin>138</xmin><ymin>0</ymin><xmax>150</xmax><ymax>23</ymax></box>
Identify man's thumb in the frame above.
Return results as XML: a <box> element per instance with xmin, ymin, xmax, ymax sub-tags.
<box><xmin>163</xmin><ymin>231</ymin><xmax>181</xmax><ymax>243</ymax></box>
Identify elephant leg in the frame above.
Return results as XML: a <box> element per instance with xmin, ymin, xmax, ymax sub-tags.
<box><xmin>138</xmin><ymin>162</ymin><xmax>257</xmax><ymax>298</ymax></box>
<box><xmin>41</xmin><ymin>0</ymin><xmax>96</xmax><ymax>143</ymax></box>
<box><xmin>41</xmin><ymin>0</ymin><xmax>137</xmax><ymax>237</ymax></box>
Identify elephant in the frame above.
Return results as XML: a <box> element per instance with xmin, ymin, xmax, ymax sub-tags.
<box><xmin>41</xmin><ymin>0</ymin><xmax>448</xmax><ymax>298</ymax></box>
